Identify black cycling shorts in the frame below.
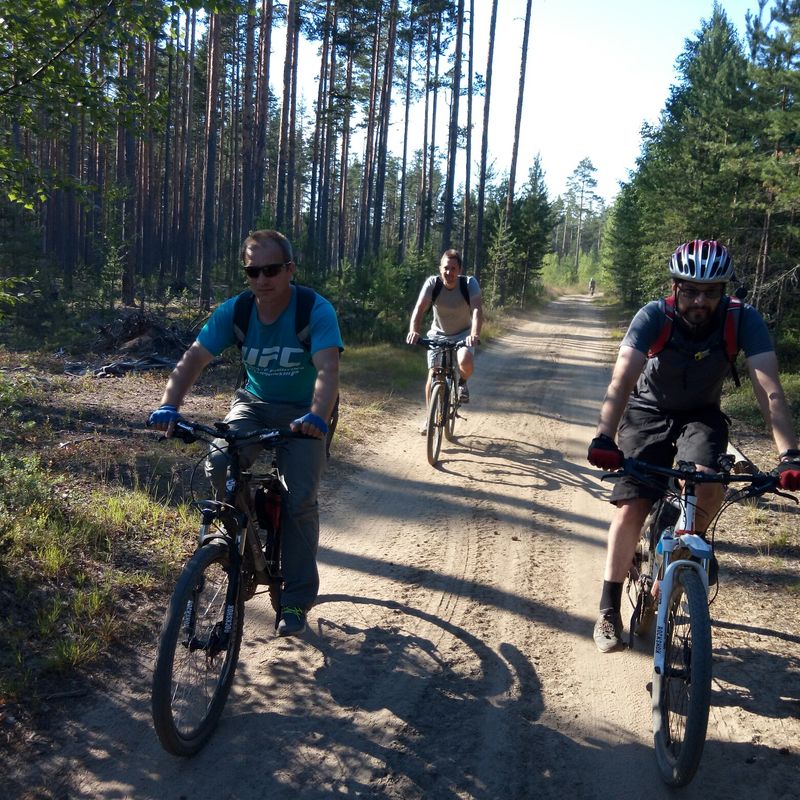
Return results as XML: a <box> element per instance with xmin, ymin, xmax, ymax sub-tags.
<box><xmin>610</xmin><ymin>403</ymin><xmax>729</xmax><ymax>504</ymax></box>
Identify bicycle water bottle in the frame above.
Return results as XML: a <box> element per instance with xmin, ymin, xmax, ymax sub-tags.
<box><xmin>656</xmin><ymin>526</ymin><xmax>674</xmax><ymax>556</ymax></box>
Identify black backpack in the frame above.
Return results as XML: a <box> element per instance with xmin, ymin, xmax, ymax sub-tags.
<box><xmin>232</xmin><ymin>284</ymin><xmax>317</xmax><ymax>353</ymax></box>
<box><xmin>431</xmin><ymin>275</ymin><xmax>471</xmax><ymax>306</ymax></box>
<box><xmin>231</xmin><ymin>284</ymin><xmax>339</xmax><ymax>457</ymax></box>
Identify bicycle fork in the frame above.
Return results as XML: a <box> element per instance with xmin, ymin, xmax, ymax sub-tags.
<box><xmin>652</xmin><ymin>489</ymin><xmax>713</xmax><ymax>676</ymax></box>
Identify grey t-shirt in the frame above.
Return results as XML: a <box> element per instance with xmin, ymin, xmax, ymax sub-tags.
<box><xmin>417</xmin><ymin>275</ymin><xmax>481</xmax><ymax>337</ymax></box>
<box><xmin>622</xmin><ymin>298</ymin><xmax>773</xmax><ymax>411</ymax></box>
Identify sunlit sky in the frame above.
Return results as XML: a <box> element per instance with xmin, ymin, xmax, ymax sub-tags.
<box><xmin>292</xmin><ymin>0</ymin><xmax>772</xmax><ymax>205</ymax></box>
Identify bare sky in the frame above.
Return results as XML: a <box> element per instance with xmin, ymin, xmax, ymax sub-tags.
<box><xmin>292</xmin><ymin>0</ymin><xmax>771</xmax><ymax>205</ymax></box>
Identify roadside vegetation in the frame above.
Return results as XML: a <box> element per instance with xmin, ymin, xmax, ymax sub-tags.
<box><xmin>2</xmin><ymin>287</ymin><xmax>796</xmax><ymax>717</ymax></box>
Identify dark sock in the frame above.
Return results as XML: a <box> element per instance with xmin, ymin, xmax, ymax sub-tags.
<box><xmin>458</xmin><ymin>378</ymin><xmax>466</xmax><ymax>386</ymax></box>
<box><xmin>599</xmin><ymin>580</ymin><xmax>623</xmax><ymax>614</ymax></box>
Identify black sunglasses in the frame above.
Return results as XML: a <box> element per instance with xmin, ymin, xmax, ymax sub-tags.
<box><xmin>244</xmin><ymin>263</ymin><xmax>286</xmax><ymax>279</ymax></box>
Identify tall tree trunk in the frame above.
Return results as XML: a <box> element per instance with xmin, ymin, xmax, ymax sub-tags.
<box><xmin>416</xmin><ymin>14</ymin><xmax>433</xmax><ymax>254</ymax></box>
<box><xmin>461</xmin><ymin>0</ymin><xmax>474</xmax><ymax>263</ymax></box>
<box><xmin>275</xmin><ymin>0</ymin><xmax>296</xmax><ymax>230</ymax></box>
<box><xmin>159</xmin><ymin>18</ymin><xmax>176</xmax><ymax>288</ymax></box>
<box><xmin>285</xmin><ymin>7</ymin><xmax>300</xmax><ymax>237</ymax></box>
<box><xmin>499</xmin><ymin>0</ymin><xmax>532</xmax><ymax>306</ymax></box>
<box><xmin>240</xmin><ymin>0</ymin><xmax>257</xmax><ymax>239</ymax></box>
<box><xmin>372</xmin><ymin>0</ymin><xmax>399</xmax><ymax>256</ymax></box>
<box><xmin>504</xmin><ymin>0</ymin><xmax>532</xmax><ymax>226</ymax></box>
<box><xmin>309</xmin><ymin>0</ymin><xmax>331</xmax><ymax>268</ymax></box>
<box><xmin>424</xmin><ymin>17</ymin><xmax>442</xmax><ymax>251</ymax></box>
<box><xmin>337</xmin><ymin>44</ymin><xmax>353</xmax><ymax>274</ymax></box>
<box><xmin>200</xmin><ymin>12</ymin><xmax>223</xmax><ymax>310</ymax></box>
<box><xmin>118</xmin><ymin>46</ymin><xmax>137</xmax><ymax>307</ymax></box>
<box><xmin>473</xmin><ymin>0</ymin><xmax>497</xmax><ymax>282</ymax></box>
<box><xmin>253</xmin><ymin>0</ymin><xmax>274</xmax><ymax>222</ymax></box>
<box><xmin>319</xmin><ymin>4</ymin><xmax>338</xmax><ymax>274</ymax></box>
<box><xmin>397</xmin><ymin>8</ymin><xmax>414</xmax><ymax>262</ymax></box>
<box><xmin>357</xmin><ymin>4</ymin><xmax>383</xmax><ymax>265</ymax></box>
<box><xmin>441</xmin><ymin>0</ymin><xmax>464</xmax><ymax>251</ymax></box>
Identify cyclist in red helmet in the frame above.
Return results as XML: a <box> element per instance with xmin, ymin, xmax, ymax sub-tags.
<box><xmin>587</xmin><ymin>240</ymin><xmax>799</xmax><ymax>652</ymax></box>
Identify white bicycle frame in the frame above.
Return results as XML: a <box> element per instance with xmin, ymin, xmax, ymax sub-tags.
<box><xmin>652</xmin><ymin>491</ymin><xmax>713</xmax><ymax>675</ymax></box>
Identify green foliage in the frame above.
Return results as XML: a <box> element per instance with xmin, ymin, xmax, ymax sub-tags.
<box><xmin>0</xmin><ymin>445</ymin><xmax>195</xmax><ymax>703</ymax></box>
<box><xmin>599</xmin><ymin>2</ymin><xmax>800</xmax><ymax>353</ymax></box>
<box><xmin>722</xmin><ymin>372</ymin><xmax>800</xmax><ymax>433</ymax></box>
<box><xmin>483</xmin><ymin>213</ymin><xmax>519</xmax><ymax>307</ymax></box>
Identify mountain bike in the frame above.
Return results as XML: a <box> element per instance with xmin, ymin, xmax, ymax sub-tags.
<box><xmin>418</xmin><ymin>336</ymin><xmax>467</xmax><ymax>466</ymax></box>
<box><xmin>150</xmin><ymin>418</ymin><xmax>305</xmax><ymax>757</ymax></box>
<box><xmin>604</xmin><ymin>456</ymin><xmax>796</xmax><ymax>787</ymax></box>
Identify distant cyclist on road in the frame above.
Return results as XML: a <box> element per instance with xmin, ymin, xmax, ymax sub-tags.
<box><xmin>586</xmin><ymin>240</ymin><xmax>800</xmax><ymax>652</ymax></box>
<box><xmin>147</xmin><ymin>229</ymin><xmax>343</xmax><ymax>637</ymax></box>
<box><xmin>406</xmin><ymin>249</ymin><xmax>482</xmax><ymax>432</ymax></box>
<box><xmin>588</xmin><ymin>277</ymin><xmax>596</xmax><ymax>296</ymax></box>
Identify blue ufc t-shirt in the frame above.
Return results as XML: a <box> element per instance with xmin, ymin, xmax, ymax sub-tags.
<box><xmin>197</xmin><ymin>287</ymin><xmax>343</xmax><ymax>405</ymax></box>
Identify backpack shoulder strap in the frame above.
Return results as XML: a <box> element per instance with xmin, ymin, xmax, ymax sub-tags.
<box><xmin>459</xmin><ymin>275</ymin><xmax>470</xmax><ymax>306</ymax></box>
<box><xmin>724</xmin><ymin>296</ymin><xmax>743</xmax><ymax>387</ymax></box>
<box><xmin>647</xmin><ymin>295</ymin><xmax>675</xmax><ymax>358</ymax></box>
<box><xmin>431</xmin><ymin>276</ymin><xmax>444</xmax><ymax>305</ymax></box>
<box><xmin>723</xmin><ymin>296</ymin><xmax>742</xmax><ymax>361</ymax></box>
<box><xmin>294</xmin><ymin>284</ymin><xmax>317</xmax><ymax>352</ymax></box>
<box><xmin>233</xmin><ymin>290</ymin><xmax>256</xmax><ymax>350</ymax></box>
<box><xmin>430</xmin><ymin>275</ymin><xmax>470</xmax><ymax>306</ymax></box>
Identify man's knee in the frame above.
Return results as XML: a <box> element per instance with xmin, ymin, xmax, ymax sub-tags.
<box><xmin>205</xmin><ymin>448</ymin><xmax>229</xmax><ymax>497</ymax></box>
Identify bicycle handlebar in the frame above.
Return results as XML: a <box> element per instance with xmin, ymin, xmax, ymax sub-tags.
<box><xmin>416</xmin><ymin>336</ymin><xmax>471</xmax><ymax>349</ymax></box>
<box><xmin>603</xmin><ymin>456</ymin><xmax>796</xmax><ymax>504</ymax></box>
<box><xmin>171</xmin><ymin>418</ymin><xmax>311</xmax><ymax>448</ymax></box>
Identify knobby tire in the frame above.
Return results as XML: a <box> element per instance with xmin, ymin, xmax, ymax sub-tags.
<box><xmin>426</xmin><ymin>382</ymin><xmax>445</xmax><ymax>466</ymax></box>
<box><xmin>652</xmin><ymin>567</ymin><xmax>712</xmax><ymax>786</ymax></box>
<box><xmin>633</xmin><ymin>504</ymin><xmax>661</xmax><ymax>637</ymax></box>
<box><xmin>444</xmin><ymin>378</ymin><xmax>457</xmax><ymax>442</ymax></box>
<box><xmin>152</xmin><ymin>542</ymin><xmax>244</xmax><ymax>757</ymax></box>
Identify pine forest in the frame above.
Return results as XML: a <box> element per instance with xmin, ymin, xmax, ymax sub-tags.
<box><xmin>0</xmin><ymin>0</ymin><xmax>798</xmax><ymax>355</ymax></box>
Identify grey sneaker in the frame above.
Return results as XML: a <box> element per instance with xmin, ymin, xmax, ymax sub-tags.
<box><xmin>593</xmin><ymin>609</ymin><xmax>623</xmax><ymax>652</ymax></box>
<box><xmin>458</xmin><ymin>382</ymin><xmax>470</xmax><ymax>404</ymax></box>
<box><xmin>277</xmin><ymin>606</ymin><xmax>307</xmax><ymax>637</ymax></box>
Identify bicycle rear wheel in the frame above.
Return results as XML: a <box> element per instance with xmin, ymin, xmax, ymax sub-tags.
<box><xmin>632</xmin><ymin>504</ymin><xmax>661</xmax><ymax>636</ymax></box>
<box><xmin>152</xmin><ymin>542</ymin><xmax>244</xmax><ymax>756</ymax></box>
<box><xmin>652</xmin><ymin>567</ymin><xmax>712</xmax><ymax>786</ymax></box>
<box><xmin>426</xmin><ymin>382</ymin><xmax>445</xmax><ymax>465</ymax></box>
<box><xmin>444</xmin><ymin>378</ymin><xmax>457</xmax><ymax>441</ymax></box>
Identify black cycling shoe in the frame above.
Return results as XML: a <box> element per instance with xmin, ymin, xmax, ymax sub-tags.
<box><xmin>277</xmin><ymin>606</ymin><xmax>307</xmax><ymax>636</ymax></box>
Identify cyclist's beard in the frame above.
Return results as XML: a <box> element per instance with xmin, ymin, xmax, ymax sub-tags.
<box><xmin>675</xmin><ymin>304</ymin><xmax>720</xmax><ymax>340</ymax></box>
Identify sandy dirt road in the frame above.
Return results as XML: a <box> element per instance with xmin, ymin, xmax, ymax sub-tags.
<box><xmin>13</xmin><ymin>295</ymin><xmax>799</xmax><ymax>799</ymax></box>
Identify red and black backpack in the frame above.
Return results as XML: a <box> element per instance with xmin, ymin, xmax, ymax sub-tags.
<box><xmin>647</xmin><ymin>294</ymin><xmax>744</xmax><ymax>386</ymax></box>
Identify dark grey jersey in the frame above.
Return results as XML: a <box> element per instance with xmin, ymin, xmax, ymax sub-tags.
<box><xmin>621</xmin><ymin>298</ymin><xmax>773</xmax><ymax>411</ymax></box>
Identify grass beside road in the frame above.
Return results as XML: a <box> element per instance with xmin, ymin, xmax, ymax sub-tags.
<box><xmin>0</xmin><ymin>340</ymin><xmax>432</xmax><ymax>707</ymax></box>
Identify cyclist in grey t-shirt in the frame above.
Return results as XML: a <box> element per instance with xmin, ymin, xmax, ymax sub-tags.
<box><xmin>585</xmin><ymin>240</ymin><xmax>799</xmax><ymax>653</ymax></box>
<box><xmin>406</xmin><ymin>249</ymin><xmax>482</xmax><ymax>426</ymax></box>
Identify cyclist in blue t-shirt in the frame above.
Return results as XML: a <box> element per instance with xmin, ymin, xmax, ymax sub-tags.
<box><xmin>148</xmin><ymin>229</ymin><xmax>343</xmax><ymax>637</ymax></box>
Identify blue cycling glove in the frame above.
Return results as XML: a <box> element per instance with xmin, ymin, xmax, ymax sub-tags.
<box><xmin>292</xmin><ymin>412</ymin><xmax>328</xmax><ymax>435</ymax></box>
<box><xmin>148</xmin><ymin>404</ymin><xmax>181</xmax><ymax>428</ymax></box>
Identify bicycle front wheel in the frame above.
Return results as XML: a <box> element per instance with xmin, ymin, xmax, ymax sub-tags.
<box><xmin>444</xmin><ymin>378</ymin><xmax>457</xmax><ymax>441</ymax></box>
<box><xmin>652</xmin><ymin>567</ymin><xmax>712</xmax><ymax>786</ymax></box>
<box><xmin>426</xmin><ymin>382</ymin><xmax>445</xmax><ymax>465</ymax></box>
<box><xmin>152</xmin><ymin>542</ymin><xmax>244</xmax><ymax>757</ymax></box>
